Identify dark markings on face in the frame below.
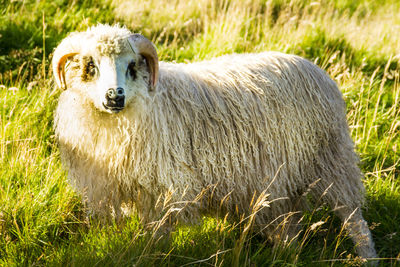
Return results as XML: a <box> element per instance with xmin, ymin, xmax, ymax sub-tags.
<box><xmin>81</xmin><ymin>56</ymin><xmax>97</xmax><ymax>81</ymax></box>
<box><xmin>127</xmin><ymin>60</ymin><xmax>136</xmax><ymax>80</ymax></box>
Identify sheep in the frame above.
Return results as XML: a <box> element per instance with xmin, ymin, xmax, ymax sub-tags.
<box><xmin>52</xmin><ymin>24</ymin><xmax>377</xmax><ymax>261</ymax></box>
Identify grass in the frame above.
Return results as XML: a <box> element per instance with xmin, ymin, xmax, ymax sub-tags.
<box><xmin>1</xmin><ymin>0</ymin><xmax>400</xmax><ymax>265</ymax></box>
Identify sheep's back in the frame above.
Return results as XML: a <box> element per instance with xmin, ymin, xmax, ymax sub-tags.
<box><xmin>149</xmin><ymin>52</ymin><xmax>349</xmax><ymax>209</ymax></box>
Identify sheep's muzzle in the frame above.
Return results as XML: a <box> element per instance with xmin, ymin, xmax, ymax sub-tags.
<box><xmin>103</xmin><ymin>87</ymin><xmax>125</xmax><ymax>113</ymax></box>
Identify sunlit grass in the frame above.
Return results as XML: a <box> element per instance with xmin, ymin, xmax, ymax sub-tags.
<box><xmin>1</xmin><ymin>0</ymin><xmax>400</xmax><ymax>265</ymax></box>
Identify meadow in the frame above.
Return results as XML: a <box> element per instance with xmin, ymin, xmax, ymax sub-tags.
<box><xmin>1</xmin><ymin>0</ymin><xmax>400</xmax><ymax>265</ymax></box>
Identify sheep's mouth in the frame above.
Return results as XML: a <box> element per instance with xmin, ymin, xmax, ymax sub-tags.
<box><xmin>102</xmin><ymin>102</ymin><xmax>124</xmax><ymax>113</ymax></box>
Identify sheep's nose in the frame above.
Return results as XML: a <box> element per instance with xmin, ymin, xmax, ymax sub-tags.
<box><xmin>104</xmin><ymin>87</ymin><xmax>125</xmax><ymax>112</ymax></box>
<box><xmin>106</xmin><ymin>87</ymin><xmax>125</xmax><ymax>100</ymax></box>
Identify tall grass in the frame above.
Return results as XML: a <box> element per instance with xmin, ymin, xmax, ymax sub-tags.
<box><xmin>1</xmin><ymin>0</ymin><xmax>400</xmax><ymax>265</ymax></box>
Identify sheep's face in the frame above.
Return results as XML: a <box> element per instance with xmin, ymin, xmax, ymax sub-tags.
<box><xmin>66</xmin><ymin>47</ymin><xmax>150</xmax><ymax>114</ymax></box>
<box><xmin>53</xmin><ymin>25</ymin><xmax>159</xmax><ymax>115</ymax></box>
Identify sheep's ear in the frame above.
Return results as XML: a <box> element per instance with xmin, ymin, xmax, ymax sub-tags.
<box><xmin>127</xmin><ymin>34</ymin><xmax>159</xmax><ymax>91</ymax></box>
<box><xmin>52</xmin><ymin>52</ymin><xmax>78</xmax><ymax>90</ymax></box>
<box><xmin>52</xmin><ymin>33</ymin><xmax>83</xmax><ymax>90</ymax></box>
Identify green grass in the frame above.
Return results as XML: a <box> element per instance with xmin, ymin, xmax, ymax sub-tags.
<box><xmin>1</xmin><ymin>0</ymin><xmax>400</xmax><ymax>265</ymax></box>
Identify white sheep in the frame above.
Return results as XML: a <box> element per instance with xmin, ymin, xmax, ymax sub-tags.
<box><xmin>52</xmin><ymin>24</ymin><xmax>377</xmax><ymax>260</ymax></box>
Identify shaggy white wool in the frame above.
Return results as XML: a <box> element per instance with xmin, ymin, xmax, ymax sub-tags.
<box><xmin>56</xmin><ymin>51</ymin><xmax>363</xmax><ymax>228</ymax></box>
<box><xmin>53</xmin><ymin>25</ymin><xmax>377</xmax><ymax>260</ymax></box>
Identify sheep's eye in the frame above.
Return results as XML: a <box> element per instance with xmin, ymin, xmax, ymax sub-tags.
<box><xmin>87</xmin><ymin>61</ymin><xmax>96</xmax><ymax>76</ymax></box>
<box><xmin>82</xmin><ymin>57</ymin><xmax>97</xmax><ymax>81</ymax></box>
<box><xmin>127</xmin><ymin>61</ymin><xmax>136</xmax><ymax>80</ymax></box>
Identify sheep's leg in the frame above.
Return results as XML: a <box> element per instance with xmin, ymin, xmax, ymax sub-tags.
<box><xmin>334</xmin><ymin>206</ymin><xmax>378</xmax><ymax>262</ymax></box>
<box><xmin>312</xmin><ymin>180</ymin><xmax>378</xmax><ymax>264</ymax></box>
<box><xmin>313</xmin><ymin>163</ymin><xmax>377</xmax><ymax>261</ymax></box>
<box><xmin>85</xmin><ymin>189</ymin><xmax>120</xmax><ymax>222</ymax></box>
<box><xmin>80</xmin><ymin>175</ymin><xmax>123</xmax><ymax>222</ymax></box>
<box><xmin>312</xmin><ymin>133</ymin><xmax>378</xmax><ymax>263</ymax></box>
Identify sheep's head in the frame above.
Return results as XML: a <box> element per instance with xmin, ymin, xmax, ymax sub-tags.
<box><xmin>52</xmin><ymin>25</ymin><xmax>158</xmax><ymax>114</ymax></box>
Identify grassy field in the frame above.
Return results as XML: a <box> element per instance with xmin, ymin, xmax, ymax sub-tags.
<box><xmin>1</xmin><ymin>0</ymin><xmax>400</xmax><ymax>265</ymax></box>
